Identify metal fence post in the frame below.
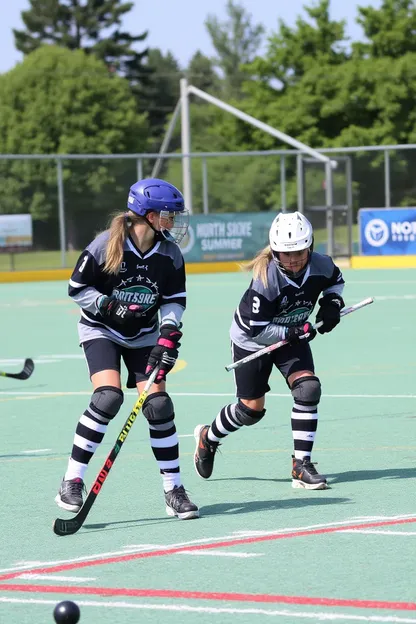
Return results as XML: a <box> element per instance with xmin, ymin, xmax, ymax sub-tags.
<box><xmin>346</xmin><ymin>157</ymin><xmax>353</xmax><ymax>257</ymax></box>
<box><xmin>297</xmin><ymin>154</ymin><xmax>304</xmax><ymax>213</ymax></box>
<box><xmin>136</xmin><ymin>158</ymin><xmax>143</xmax><ymax>181</ymax></box>
<box><xmin>56</xmin><ymin>157</ymin><xmax>66</xmax><ymax>268</ymax></box>
<box><xmin>384</xmin><ymin>149</ymin><xmax>391</xmax><ymax>208</ymax></box>
<box><xmin>280</xmin><ymin>155</ymin><xmax>286</xmax><ymax>212</ymax></box>
<box><xmin>202</xmin><ymin>158</ymin><xmax>209</xmax><ymax>214</ymax></box>
<box><xmin>325</xmin><ymin>161</ymin><xmax>334</xmax><ymax>257</ymax></box>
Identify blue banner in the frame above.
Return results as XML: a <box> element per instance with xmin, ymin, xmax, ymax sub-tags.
<box><xmin>359</xmin><ymin>208</ymin><xmax>416</xmax><ymax>255</ymax></box>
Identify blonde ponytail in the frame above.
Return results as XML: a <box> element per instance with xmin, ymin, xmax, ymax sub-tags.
<box><xmin>103</xmin><ymin>211</ymin><xmax>144</xmax><ymax>274</ymax></box>
<box><xmin>244</xmin><ymin>245</ymin><xmax>273</xmax><ymax>287</ymax></box>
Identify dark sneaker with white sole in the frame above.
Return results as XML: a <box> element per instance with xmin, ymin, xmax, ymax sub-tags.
<box><xmin>55</xmin><ymin>477</ymin><xmax>85</xmax><ymax>512</ymax></box>
<box><xmin>291</xmin><ymin>456</ymin><xmax>328</xmax><ymax>490</ymax></box>
<box><xmin>194</xmin><ymin>424</ymin><xmax>220</xmax><ymax>479</ymax></box>
<box><xmin>165</xmin><ymin>485</ymin><xmax>199</xmax><ymax>520</ymax></box>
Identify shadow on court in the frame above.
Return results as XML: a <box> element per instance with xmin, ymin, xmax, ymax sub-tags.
<box><xmin>82</xmin><ymin>516</ymin><xmax>172</xmax><ymax>533</ymax></box>
<box><xmin>199</xmin><ymin>496</ymin><xmax>350</xmax><ymax>516</ymax></box>
<box><xmin>211</xmin><ymin>466</ymin><xmax>416</xmax><ymax>486</ymax></box>
<box><xmin>328</xmin><ymin>467</ymin><xmax>416</xmax><ymax>483</ymax></box>
<box><xmin>78</xmin><ymin>497</ymin><xmax>351</xmax><ymax>533</ymax></box>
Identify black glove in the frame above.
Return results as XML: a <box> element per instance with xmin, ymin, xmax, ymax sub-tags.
<box><xmin>145</xmin><ymin>324</ymin><xmax>183</xmax><ymax>383</ymax></box>
<box><xmin>286</xmin><ymin>322</ymin><xmax>316</xmax><ymax>343</ymax></box>
<box><xmin>97</xmin><ymin>295</ymin><xmax>143</xmax><ymax>326</ymax></box>
<box><xmin>315</xmin><ymin>294</ymin><xmax>344</xmax><ymax>334</ymax></box>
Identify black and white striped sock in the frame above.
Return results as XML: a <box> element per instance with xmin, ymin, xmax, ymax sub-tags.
<box><xmin>65</xmin><ymin>408</ymin><xmax>111</xmax><ymax>481</ymax></box>
<box><xmin>208</xmin><ymin>404</ymin><xmax>243</xmax><ymax>443</ymax></box>
<box><xmin>291</xmin><ymin>401</ymin><xmax>318</xmax><ymax>460</ymax></box>
<box><xmin>149</xmin><ymin>420</ymin><xmax>181</xmax><ymax>492</ymax></box>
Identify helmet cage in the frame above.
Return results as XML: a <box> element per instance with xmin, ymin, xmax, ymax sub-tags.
<box><xmin>272</xmin><ymin>244</ymin><xmax>313</xmax><ymax>278</ymax></box>
<box><xmin>158</xmin><ymin>209</ymin><xmax>189</xmax><ymax>244</ymax></box>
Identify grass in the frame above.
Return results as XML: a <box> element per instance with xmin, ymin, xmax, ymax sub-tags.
<box><xmin>0</xmin><ymin>250</ymin><xmax>81</xmax><ymax>271</ymax></box>
<box><xmin>0</xmin><ymin>225</ymin><xmax>361</xmax><ymax>272</ymax></box>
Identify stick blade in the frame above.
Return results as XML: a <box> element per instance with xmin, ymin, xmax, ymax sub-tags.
<box><xmin>19</xmin><ymin>358</ymin><xmax>35</xmax><ymax>380</ymax></box>
<box><xmin>53</xmin><ymin>517</ymin><xmax>82</xmax><ymax>536</ymax></box>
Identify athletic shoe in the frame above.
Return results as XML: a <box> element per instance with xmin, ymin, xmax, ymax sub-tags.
<box><xmin>55</xmin><ymin>478</ymin><xmax>85</xmax><ymax>512</ymax></box>
<box><xmin>194</xmin><ymin>424</ymin><xmax>219</xmax><ymax>479</ymax></box>
<box><xmin>291</xmin><ymin>456</ymin><xmax>328</xmax><ymax>490</ymax></box>
<box><xmin>165</xmin><ymin>485</ymin><xmax>199</xmax><ymax>520</ymax></box>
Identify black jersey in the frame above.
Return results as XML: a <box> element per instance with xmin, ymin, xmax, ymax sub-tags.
<box><xmin>68</xmin><ymin>231</ymin><xmax>186</xmax><ymax>348</ymax></box>
<box><xmin>230</xmin><ymin>252</ymin><xmax>345</xmax><ymax>352</ymax></box>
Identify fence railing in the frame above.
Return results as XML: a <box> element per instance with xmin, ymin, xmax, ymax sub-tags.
<box><xmin>0</xmin><ymin>143</ymin><xmax>415</xmax><ymax>269</ymax></box>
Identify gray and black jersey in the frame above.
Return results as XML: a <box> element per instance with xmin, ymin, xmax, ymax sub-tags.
<box><xmin>230</xmin><ymin>252</ymin><xmax>345</xmax><ymax>352</ymax></box>
<box><xmin>68</xmin><ymin>231</ymin><xmax>186</xmax><ymax>348</ymax></box>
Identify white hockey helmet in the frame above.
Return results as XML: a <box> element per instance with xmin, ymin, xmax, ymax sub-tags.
<box><xmin>269</xmin><ymin>211</ymin><xmax>313</xmax><ymax>253</ymax></box>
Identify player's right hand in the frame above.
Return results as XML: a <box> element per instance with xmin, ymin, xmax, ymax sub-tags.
<box><xmin>286</xmin><ymin>322</ymin><xmax>316</xmax><ymax>344</ymax></box>
<box><xmin>96</xmin><ymin>295</ymin><xmax>143</xmax><ymax>326</ymax></box>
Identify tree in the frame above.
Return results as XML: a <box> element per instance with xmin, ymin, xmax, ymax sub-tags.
<box><xmin>0</xmin><ymin>45</ymin><xmax>148</xmax><ymax>247</ymax></box>
<box><xmin>13</xmin><ymin>0</ymin><xmax>150</xmax><ymax>94</ymax></box>
<box><xmin>247</xmin><ymin>0</ymin><xmax>348</xmax><ymax>90</ymax></box>
<box><xmin>144</xmin><ymin>48</ymin><xmax>182</xmax><ymax>141</ymax></box>
<box><xmin>354</xmin><ymin>0</ymin><xmax>416</xmax><ymax>58</ymax></box>
<box><xmin>205</xmin><ymin>0</ymin><xmax>265</xmax><ymax>97</ymax></box>
<box><xmin>186</xmin><ymin>51</ymin><xmax>221</xmax><ymax>94</ymax></box>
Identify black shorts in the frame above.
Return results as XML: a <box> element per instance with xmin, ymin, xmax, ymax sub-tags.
<box><xmin>232</xmin><ymin>341</ymin><xmax>315</xmax><ymax>400</ymax></box>
<box><xmin>83</xmin><ymin>339</ymin><xmax>152</xmax><ymax>388</ymax></box>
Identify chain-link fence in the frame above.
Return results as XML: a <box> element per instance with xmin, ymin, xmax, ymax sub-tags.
<box><xmin>0</xmin><ymin>144</ymin><xmax>415</xmax><ymax>269</ymax></box>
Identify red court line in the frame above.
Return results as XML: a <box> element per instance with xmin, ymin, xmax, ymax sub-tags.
<box><xmin>0</xmin><ymin>583</ymin><xmax>415</xmax><ymax>611</ymax></box>
<box><xmin>0</xmin><ymin>516</ymin><xmax>415</xmax><ymax>582</ymax></box>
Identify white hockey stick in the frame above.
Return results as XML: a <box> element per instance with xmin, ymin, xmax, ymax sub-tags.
<box><xmin>225</xmin><ymin>297</ymin><xmax>374</xmax><ymax>372</ymax></box>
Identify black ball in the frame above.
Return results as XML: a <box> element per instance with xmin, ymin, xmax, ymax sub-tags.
<box><xmin>53</xmin><ymin>600</ymin><xmax>80</xmax><ymax>623</ymax></box>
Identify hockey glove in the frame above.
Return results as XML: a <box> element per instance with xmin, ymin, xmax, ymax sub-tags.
<box><xmin>97</xmin><ymin>295</ymin><xmax>143</xmax><ymax>326</ymax></box>
<box><xmin>146</xmin><ymin>324</ymin><xmax>183</xmax><ymax>383</ymax></box>
<box><xmin>315</xmin><ymin>294</ymin><xmax>344</xmax><ymax>334</ymax></box>
<box><xmin>286</xmin><ymin>322</ymin><xmax>316</xmax><ymax>344</ymax></box>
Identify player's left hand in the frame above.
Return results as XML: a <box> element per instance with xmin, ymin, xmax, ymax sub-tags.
<box><xmin>315</xmin><ymin>294</ymin><xmax>344</xmax><ymax>334</ymax></box>
<box><xmin>145</xmin><ymin>324</ymin><xmax>183</xmax><ymax>383</ymax></box>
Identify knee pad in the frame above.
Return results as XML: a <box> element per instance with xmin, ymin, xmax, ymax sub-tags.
<box><xmin>291</xmin><ymin>376</ymin><xmax>321</xmax><ymax>406</ymax></box>
<box><xmin>91</xmin><ymin>386</ymin><xmax>124</xmax><ymax>420</ymax></box>
<box><xmin>235</xmin><ymin>399</ymin><xmax>266</xmax><ymax>427</ymax></box>
<box><xmin>142</xmin><ymin>392</ymin><xmax>174</xmax><ymax>425</ymax></box>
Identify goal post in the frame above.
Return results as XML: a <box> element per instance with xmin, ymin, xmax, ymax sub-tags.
<box><xmin>153</xmin><ymin>78</ymin><xmax>338</xmax><ymax>256</ymax></box>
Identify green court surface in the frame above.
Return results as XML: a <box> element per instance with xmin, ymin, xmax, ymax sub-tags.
<box><xmin>0</xmin><ymin>269</ymin><xmax>415</xmax><ymax>624</ymax></box>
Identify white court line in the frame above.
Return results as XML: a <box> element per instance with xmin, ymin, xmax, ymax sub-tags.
<box><xmin>179</xmin><ymin>550</ymin><xmax>261</xmax><ymax>558</ymax></box>
<box><xmin>17</xmin><ymin>574</ymin><xmax>96</xmax><ymax>582</ymax></box>
<box><xmin>0</xmin><ymin>598</ymin><xmax>415</xmax><ymax>622</ymax></box>
<box><xmin>20</xmin><ymin>449</ymin><xmax>51</xmax><ymax>454</ymax></box>
<box><xmin>374</xmin><ymin>295</ymin><xmax>416</xmax><ymax>301</ymax></box>
<box><xmin>2</xmin><ymin>391</ymin><xmax>416</xmax><ymax>399</ymax></box>
<box><xmin>342</xmin><ymin>530</ymin><xmax>416</xmax><ymax>536</ymax></box>
<box><xmin>1</xmin><ymin>514</ymin><xmax>414</xmax><ymax>575</ymax></box>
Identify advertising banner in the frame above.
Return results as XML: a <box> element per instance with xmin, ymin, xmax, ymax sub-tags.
<box><xmin>0</xmin><ymin>214</ymin><xmax>33</xmax><ymax>249</ymax></box>
<box><xmin>180</xmin><ymin>212</ymin><xmax>272</xmax><ymax>262</ymax></box>
<box><xmin>359</xmin><ymin>208</ymin><xmax>416</xmax><ymax>255</ymax></box>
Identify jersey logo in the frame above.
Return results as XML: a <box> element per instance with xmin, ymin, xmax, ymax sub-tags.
<box><xmin>112</xmin><ymin>283</ymin><xmax>159</xmax><ymax>312</ymax></box>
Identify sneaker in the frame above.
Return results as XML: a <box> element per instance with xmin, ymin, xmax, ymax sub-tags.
<box><xmin>194</xmin><ymin>424</ymin><xmax>219</xmax><ymax>479</ymax></box>
<box><xmin>291</xmin><ymin>456</ymin><xmax>328</xmax><ymax>490</ymax></box>
<box><xmin>165</xmin><ymin>485</ymin><xmax>199</xmax><ymax>520</ymax></box>
<box><xmin>54</xmin><ymin>478</ymin><xmax>85</xmax><ymax>512</ymax></box>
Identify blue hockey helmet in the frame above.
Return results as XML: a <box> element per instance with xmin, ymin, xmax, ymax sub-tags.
<box><xmin>127</xmin><ymin>178</ymin><xmax>189</xmax><ymax>244</ymax></box>
<box><xmin>127</xmin><ymin>178</ymin><xmax>185</xmax><ymax>216</ymax></box>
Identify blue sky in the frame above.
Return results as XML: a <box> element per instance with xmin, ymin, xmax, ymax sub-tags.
<box><xmin>0</xmin><ymin>0</ymin><xmax>382</xmax><ymax>74</ymax></box>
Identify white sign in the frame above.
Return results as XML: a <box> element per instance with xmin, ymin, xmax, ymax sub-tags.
<box><xmin>0</xmin><ymin>214</ymin><xmax>33</xmax><ymax>248</ymax></box>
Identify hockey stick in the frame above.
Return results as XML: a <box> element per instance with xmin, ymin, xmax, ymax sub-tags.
<box><xmin>0</xmin><ymin>358</ymin><xmax>35</xmax><ymax>381</ymax></box>
<box><xmin>53</xmin><ymin>365</ymin><xmax>160</xmax><ymax>536</ymax></box>
<box><xmin>225</xmin><ymin>297</ymin><xmax>374</xmax><ymax>372</ymax></box>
